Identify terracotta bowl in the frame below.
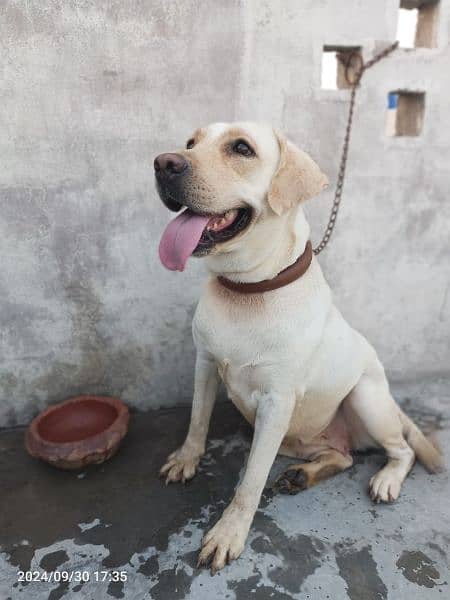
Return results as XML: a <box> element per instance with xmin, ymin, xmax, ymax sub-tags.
<box><xmin>26</xmin><ymin>395</ymin><xmax>129</xmax><ymax>470</ymax></box>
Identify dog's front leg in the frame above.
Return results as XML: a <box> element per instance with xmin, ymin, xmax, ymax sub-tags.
<box><xmin>198</xmin><ymin>389</ymin><xmax>295</xmax><ymax>572</ymax></box>
<box><xmin>160</xmin><ymin>350</ymin><xmax>219</xmax><ymax>483</ymax></box>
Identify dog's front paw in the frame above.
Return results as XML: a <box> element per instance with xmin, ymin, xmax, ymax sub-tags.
<box><xmin>369</xmin><ymin>469</ymin><xmax>401</xmax><ymax>503</ymax></box>
<box><xmin>159</xmin><ymin>445</ymin><xmax>202</xmax><ymax>484</ymax></box>
<box><xmin>197</xmin><ymin>504</ymin><xmax>252</xmax><ymax>573</ymax></box>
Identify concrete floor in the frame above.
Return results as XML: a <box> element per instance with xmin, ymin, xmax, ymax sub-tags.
<box><xmin>1</xmin><ymin>379</ymin><xmax>449</xmax><ymax>600</ymax></box>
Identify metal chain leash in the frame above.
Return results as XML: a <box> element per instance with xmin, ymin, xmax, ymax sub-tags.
<box><xmin>314</xmin><ymin>41</ymin><xmax>399</xmax><ymax>255</ymax></box>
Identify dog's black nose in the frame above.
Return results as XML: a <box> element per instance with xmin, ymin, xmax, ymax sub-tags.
<box><xmin>154</xmin><ymin>153</ymin><xmax>188</xmax><ymax>180</ymax></box>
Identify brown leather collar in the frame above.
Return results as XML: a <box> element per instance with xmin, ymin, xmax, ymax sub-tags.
<box><xmin>217</xmin><ymin>240</ymin><xmax>313</xmax><ymax>294</ymax></box>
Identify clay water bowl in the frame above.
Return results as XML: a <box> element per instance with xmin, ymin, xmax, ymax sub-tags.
<box><xmin>26</xmin><ymin>395</ymin><xmax>129</xmax><ymax>470</ymax></box>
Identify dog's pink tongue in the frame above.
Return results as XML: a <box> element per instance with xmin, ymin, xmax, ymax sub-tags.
<box><xmin>159</xmin><ymin>209</ymin><xmax>210</xmax><ymax>271</ymax></box>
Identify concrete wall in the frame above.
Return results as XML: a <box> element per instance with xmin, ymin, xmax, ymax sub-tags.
<box><xmin>1</xmin><ymin>0</ymin><xmax>449</xmax><ymax>426</ymax></box>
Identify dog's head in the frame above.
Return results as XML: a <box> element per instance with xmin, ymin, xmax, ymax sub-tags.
<box><xmin>155</xmin><ymin>122</ymin><xmax>328</xmax><ymax>271</ymax></box>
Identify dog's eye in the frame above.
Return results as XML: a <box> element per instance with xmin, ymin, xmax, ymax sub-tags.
<box><xmin>186</xmin><ymin>138</ymin><xmax>195</xmax><ymax>150</ymax></box>
<box><xmin>232</xmin><ymin>140</ymin><xmax>255</xmax><ymax>157</ymax></box>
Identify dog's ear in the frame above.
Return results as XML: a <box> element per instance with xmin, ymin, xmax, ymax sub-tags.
<box><xmin>267</xmin><ymin>130</ymin><xmax>328</xmax><ymax>216</ymax></box>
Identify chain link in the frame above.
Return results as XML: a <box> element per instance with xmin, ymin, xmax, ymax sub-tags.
<box><xmin>314</xmin><ymin>41</ymin><xmax>399</xmax><ymax>255</ymax></box>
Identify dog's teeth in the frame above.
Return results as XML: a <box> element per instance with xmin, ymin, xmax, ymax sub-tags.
<box><xmin>205</xmin><ymin>209</ymin><xmax>238</xmax><ymax>232</ymax></box>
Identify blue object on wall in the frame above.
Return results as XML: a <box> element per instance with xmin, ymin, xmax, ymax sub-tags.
<box><xmin>388</xmin><ymin>92</ymin><xmax>398</xmax><ymax>109</ymax></box>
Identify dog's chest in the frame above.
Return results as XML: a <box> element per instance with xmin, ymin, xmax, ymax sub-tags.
<box><xmin>194</xmin><ymin>298</ymin><xmax>286</xmax><ymax>379</ymax></box>
<box><xmin>194</xmin><ymin>296</ymin><xmax>287</xmax><ymax>422</ymax></box>
<box><xmin>193</xmin><ymin>281</ymin><xmax>325</xmax><ymax>387</ymax></box>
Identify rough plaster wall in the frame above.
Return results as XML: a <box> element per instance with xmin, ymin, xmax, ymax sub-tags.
<box><xmin>0</xmin><ymin>0</ymin><xmax>449</xmax><ymax>425</ymax></box>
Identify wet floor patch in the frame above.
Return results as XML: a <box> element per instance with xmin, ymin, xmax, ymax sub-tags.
<box><xmin>396</xmin><ymin>550</ymin><xmax>442</xmax><ymax>588</ymax></box>
<box><xmin>335</xmin><ymin>544</ymin><xmax>387</xmax><ymax>600</ymax></box>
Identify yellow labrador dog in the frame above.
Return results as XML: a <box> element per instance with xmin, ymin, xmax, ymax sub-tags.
<box><xmin>155</xmin><ymin>122</ymin><xmax>442</xmax><ymax>572</ymax></box>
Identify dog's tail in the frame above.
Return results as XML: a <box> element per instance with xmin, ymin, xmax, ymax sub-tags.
<box><xmin>399</xmin><ymin>410</ymin><xmax>444</xmax><ymax>473</ymax></box>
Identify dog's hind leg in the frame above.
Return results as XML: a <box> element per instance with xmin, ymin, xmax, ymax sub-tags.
<box><xmin>275</xmin><ymin>449</ymin><xmax>353</xmax><ymax>495</ymax></box>
<box><xmin>344</xmin><ymin>356</ymin><xmax>416</xmax><ymax>503</ymax></box>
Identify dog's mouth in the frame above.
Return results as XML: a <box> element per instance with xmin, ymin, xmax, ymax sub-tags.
<box><xmin>159</xmin><ymin>206</ymin><xmax>252</xmax><ymax>271</ymax></box>
<box><xmin>194</xmin><ymin>207</ymin><xmax>252</xmax><ymax>251</ymax></box>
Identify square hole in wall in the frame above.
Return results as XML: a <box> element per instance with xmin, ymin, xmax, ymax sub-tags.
<box><xmin>321</xmin><ymin>46</ymin><xmax>362</xmax><ymax>90</ymax></box>
<box><xmin>397</xmin><ymin>1</ymin><xmax>440</xmax><ymax>48</ymax></box>
<box><xmin>386</xmin><ymin>91</ymin><xmax>425</xmax><ymax>136</ymax></box>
